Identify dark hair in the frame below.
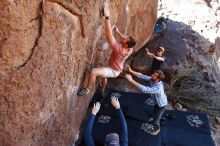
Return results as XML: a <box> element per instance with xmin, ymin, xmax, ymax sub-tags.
<box><xmin>154</xmin><ymin>70</ymin><xmax>165</xmax><ymax>80</ymax></box>
<box><xmin>127</xmin><ymin>36</ymin><xmax>136</xmax><ymax>48</ymax></box>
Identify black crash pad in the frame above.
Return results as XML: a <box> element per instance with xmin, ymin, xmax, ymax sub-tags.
<box><xmin>89</xmin><ymin>89</ymin><xmax>215</xmax><ymax>146</ymax></box>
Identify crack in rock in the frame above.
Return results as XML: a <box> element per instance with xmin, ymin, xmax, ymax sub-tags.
<box><xmin>48</xmin><ymin>0</ymin><xmax>85</xmax><ymax>38</ymax></box>
<box><xmin>15</xmin><ymin>2</ymin><xmax>43</xmax><ymax>70</ymax></box>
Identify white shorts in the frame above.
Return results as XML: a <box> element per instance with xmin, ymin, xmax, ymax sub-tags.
<box><xmin>103</xmin><ymin>67</ymin><xmax>120</xmax><ymax>78</ymax></box>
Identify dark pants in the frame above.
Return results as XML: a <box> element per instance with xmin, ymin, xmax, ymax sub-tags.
<box><xmin>152</xmin><ymin>104</ymin><xmax>166</xmax><ymax>131</ymax></box>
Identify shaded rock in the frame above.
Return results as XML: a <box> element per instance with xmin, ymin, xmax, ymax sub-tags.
<box><xmin>213</xmin><ymin>127</ymin><xmax>220</xmax><ymax>146</ymax></box>
<box><xmin>216</xmin><ymin>117</ymin><xmax>220</xmax><ymax>124</ymax></box>
<box><xmin>213</xmin><ymin>124</ymin><xmax>220</xmax><ymax>129</ymax></box>
<box><xmin>107</xmin><ymin>78</ymin><xmax>140</xmax><ymax>93</ymax></box>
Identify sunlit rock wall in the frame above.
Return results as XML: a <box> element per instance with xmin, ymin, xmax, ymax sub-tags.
<box><xmin>0</xmin><ymin>0</ymin><xmax>158</xmax><ymax>145</ymax></box>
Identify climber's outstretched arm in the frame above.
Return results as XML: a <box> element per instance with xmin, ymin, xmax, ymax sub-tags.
<box><xmin>104</xmin><ymin>6</ymin><xmax>117</xmax><ymax>48</ymax></box>
<box><xmin>145</xmin><ymin>48</ymin><xmax>165</xmax><ymax>61</ymax></box>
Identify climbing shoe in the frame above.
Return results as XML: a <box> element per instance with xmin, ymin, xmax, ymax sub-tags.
<box><xmin>77</xmin><ymin>88</ymin><xmax>90</xmax><ymax>96</ymax></box>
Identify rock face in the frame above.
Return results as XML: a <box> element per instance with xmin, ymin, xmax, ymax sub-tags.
<box><xmin>131</xmin><ymin>0</ymin><xmax>220</xmax><ymax>115</ymax></box>
<box><xmin>0</xmin><ymin>0</ymin><xmax>158</xmax><ymax>145</ymax></box>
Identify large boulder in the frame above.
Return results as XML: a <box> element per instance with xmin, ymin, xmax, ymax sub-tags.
<box><xmin>131</xmin><ymin>0</ymin><xmax>220</xmax><ymax>116</ymax></box>
<box><xmin>0</xmin><ymin>0</ymin><xmax>158</xmax><ymax>145</ymax></box>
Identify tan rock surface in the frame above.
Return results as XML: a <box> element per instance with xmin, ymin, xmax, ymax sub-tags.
<box><xmin>0</xmin><ymin>0</ymin><xmax>158</xmax><ymax>145</ymax></box>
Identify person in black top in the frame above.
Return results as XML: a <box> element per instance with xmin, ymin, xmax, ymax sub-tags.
<box><xmin>146</xmin><ymin>47</ymin><xmax>165</xmax><ymax>74</ymax></box>
<box><xmin>130</xmin><ymin>46</ymin><xmax>165</xmax><ymax>75</ymax></box>
<box><xmin>84</xmin><ymin>97</ymin><xmax>128</xmax><ymax>146</ymax></box>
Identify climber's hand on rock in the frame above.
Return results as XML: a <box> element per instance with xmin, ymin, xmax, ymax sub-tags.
<box><xmin>114</xmin><ymin>26</ymin><xmax>119</xmax><ymax>33</ymax></box>
<box><xmin>104</xmin><ymin>6</ymin><xmax>110</xmax><ymax>17</ymax></box>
